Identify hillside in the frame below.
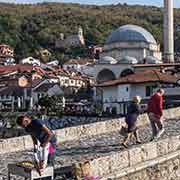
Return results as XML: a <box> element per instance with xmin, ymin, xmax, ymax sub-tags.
<box><xmin>0</xmin><ymin>2</ymin><xmax>180</xmax><ymax>63</ymax></box>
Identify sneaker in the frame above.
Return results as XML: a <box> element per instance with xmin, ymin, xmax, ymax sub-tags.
<box><xmin>136</xmin><ymin>140</ymin><xmax>142</xmax><ymax>144</ymax></box>
<box><xmin>156</xmin><ymin>128</ymin><xmax>165</xmax><ymax>139</ymax></box>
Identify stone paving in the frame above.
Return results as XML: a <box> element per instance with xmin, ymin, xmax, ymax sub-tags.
<box><xmin>1</xmin><ymin>118</ymin><xmax>180</xmax><ymax>179</ymax></box>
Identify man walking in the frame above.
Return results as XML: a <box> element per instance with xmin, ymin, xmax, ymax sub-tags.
<box><xmin>147</xmin><ymin>89</ymin><xmax>165</xmax><ymax>141</ymax></box>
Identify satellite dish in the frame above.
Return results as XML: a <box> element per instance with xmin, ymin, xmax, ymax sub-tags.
<box><xmin>18</xmin><ymin>76</ymin><xmax>28</xmax><ymax>87</ymax></box>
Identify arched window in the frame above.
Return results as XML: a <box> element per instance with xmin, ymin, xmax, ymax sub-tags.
<box><xmin>120</xmin><ymin>69</ymin><xmax>134</xmax><ymax>77</ymax></box>
<box><xmin>97</xmin><ymin>69</ymin><xmax>116</xmax><ymax>83</ymax></box>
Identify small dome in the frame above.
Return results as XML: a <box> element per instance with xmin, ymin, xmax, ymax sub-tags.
<box><xmin>118</xmin><ymin>56</ymin><xmax>138</xmax><ymax>64</ymax></box>
<box><xmin>106</xmin><ymin>24</ymin><xmax>157</xmax><ymax>45</ymax></box>
<box><xmin>146</xmin><ymin>56</ymin><xmax>162</xmax><ymax>64</ymax></box>
<box><xmin>99</xmin><ymin>56</ymin><xmax>117</xmax><ymax>64</ymax></box>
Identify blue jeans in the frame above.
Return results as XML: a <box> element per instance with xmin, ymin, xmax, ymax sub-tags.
<box><xmin>48</xmin><ymin>151</ymin><xmax>56</xmax><ymax>167</ymax></box>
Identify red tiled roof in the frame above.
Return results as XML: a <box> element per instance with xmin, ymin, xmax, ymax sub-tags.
<box><xmin>133</xmin><ymin>63</ymin><xmax>180</xmax><ymax>68</ymax></box>
<box><xmin>0</xmin><ymin>64</ymin><xmax>32</xmax><ymax>73</ymax></box>
<box><xmin>34</xmin><ymin>83</ymin><xmax>59</xmax><ymax>92</ymax></box>
<box><xmin>98</xmin><ymin>70</ymin><xmax>179</xmax><ymax>87</ymax></box>
<box><xmin>27</xmin><ymin>79</ymin><xmax>43</xmax><ymax>88</ymax></box>
<box><xmin>0</xmin><ymin>64</ymin><xmax>46</xmax><ymax>77</ymax></box>
<box><xmin>0</xmin><ymin>77</ymin><xmax>43</xmax><ymax>88</ymax></box>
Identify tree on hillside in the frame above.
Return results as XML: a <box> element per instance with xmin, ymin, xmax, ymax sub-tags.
<box><xmin>0</xmin><ymin>3</ymin><xmax>179</xmax><ymax>61</ymax></box>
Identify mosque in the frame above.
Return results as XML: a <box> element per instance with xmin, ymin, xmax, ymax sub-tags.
<box><xmin>101</xmin><ymin>24</ymin><xmax>162</xmax><ymax>64</ymax></box>
<box><xmin>94</xmin><ymin>23</ymin><xmax>180</xmax><ymax>114</ymax></box>
<box><xmin>95</xmin><ymin>24</ymin><xmax>163</xmax><ymax>84</ymax></box>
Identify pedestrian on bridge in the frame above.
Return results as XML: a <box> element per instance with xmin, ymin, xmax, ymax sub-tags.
<box><xmin>147</xmin><ymin>88</ymin><xmax>165</xmax><ymax>141</ymax></box>
<box><xmin>122</xmin><ymin>96</ymin><xmax>142</xmax><ymax>148</ymax></box>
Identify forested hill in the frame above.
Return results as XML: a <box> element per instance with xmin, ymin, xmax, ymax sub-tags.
<box><xmin>0</xmin><ymin>2</ymin><xmax>180</xmax><ymax>62</ymax></box>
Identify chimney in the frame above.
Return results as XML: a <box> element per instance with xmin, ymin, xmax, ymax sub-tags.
<box><xmin>164</xmin><ymin>0</ymin><xmax>174</xmax><ymax>63</ymax></box>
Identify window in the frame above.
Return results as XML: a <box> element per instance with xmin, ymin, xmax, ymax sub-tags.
<box><xmin>146</xmin><ymin>86</ymin><xmax>153</xmax><ymax>97</ymax></box>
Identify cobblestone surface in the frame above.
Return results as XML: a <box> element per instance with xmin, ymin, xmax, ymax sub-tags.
<box><xmin>1</xmin><ymin>118</ymin><xmax>180</xmax><ymax>179</ymax></box>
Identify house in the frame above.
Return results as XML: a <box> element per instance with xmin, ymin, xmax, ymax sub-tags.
<box><xmin>0</xmin><ymin>77</ymin><xmax>64</xmax><ymax>110</ymax></box>
<box><xmin>0</xmin><ymin>78</ymin><xmax>42</xmax><ymax>110</ymax></box>
<box><xmin>21</xmin><ymin>57</ymin><xmax>41</xmax><ymax>66</ymax></box>
<box><xmin>0</xmin><ymin>64</ymin><xmax>45</xmax><ymax>79</ymax></box>
<box><xmin>0</xmin><ymin>62</ymin><xmax>94</xmax><ymax>110</ymax></box>
<box><xmin>0</xmin><ymin>44</ymin><xmax>14</xmax><ymax>59</ymax></box>
<box><xmin>33</xmin><ymin>83</ymin><xmax>63</xmax><ymax>103</ymax></box>
<box><xmin>63</xmin><ymin>58</ymin><xmax>95</xmax><ymax>76</ymax></box>
<box><xmin>3</xmin><ymin>57</ymin><xmax>16</xmax><ymax>65</ymax></box>
<box><xmin>47</xmin><ymin>66</ymin><xmax>90</xmax><ymax>89</ymax></box>
<box><xmin>97</xmin><ymin>70</ymin><xmax>180</xmax><ymax>115</ymax></box>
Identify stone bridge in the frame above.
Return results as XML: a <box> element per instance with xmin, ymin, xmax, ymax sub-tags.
<box><xmin>1</xmin><ymin>107</ymin><xmax>180</xmax><ymax>179</ymax></box>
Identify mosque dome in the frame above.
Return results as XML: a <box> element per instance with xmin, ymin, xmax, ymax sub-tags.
<box><xmin>146</xmin><ymin>56</ymin><xmax>162</xmax><ymax>64</ymax></box>
<box><xmin>118</xmin><ymin>56</ymin><xmax>138</xmax><ymax>64</ymax></box>
<box><xmin>99</xmin><ymin>56</ymin><xmax>117</xmax><ymax>64</ymax></box>
<box><xmin>106</xmin><ymin>24</ymin><xmax>157</xmax><ymax>45</ymax></box>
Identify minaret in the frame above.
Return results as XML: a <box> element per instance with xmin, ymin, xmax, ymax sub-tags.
<box><xmin>78</xmin><ymin>26</ymin><xmax>85</xmax><ymax>45</ymax></box>
<box><xmin>164</xmin><ymin>0</ymin><xmax>174</xmax><ymax>63</ymax></box>
<box><xmin>78</xmin><ymin>26</ymin><xmax>83</xmax><ymax>37</ymax></box>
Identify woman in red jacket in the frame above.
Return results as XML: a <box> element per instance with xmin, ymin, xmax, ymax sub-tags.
<box><xmin>147</xmin><ymin>89</ymin><xmax>165</xmax><ymax>141</ymax></box>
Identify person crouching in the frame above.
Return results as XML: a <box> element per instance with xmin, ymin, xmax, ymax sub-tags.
<box><xmin>16</xmin><ymin>115</ymin><xmax>57</xmax><ymax>170</ymax></box>
<box><xmin>122</xmin><ymin>96</ymin><xmax>142</xmax><ymax>148</ymax></box>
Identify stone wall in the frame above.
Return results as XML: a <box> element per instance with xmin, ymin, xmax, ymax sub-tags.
<box><xmin>71</xmin><ymin>134</ymin><xmax>180</xmax><ymax>179</ymax></box>
<box><xmin>55</xmin><ymin>107</ymin><xmax>180</xmax><ymax>143</ymax></box>
<box><xmin>0</xmin><ymin>127</ymin><xmax>26</xmax><ymax>139</ymax></box>
<box><xmin>0</xmin><ymin>107</ymin><xmax>180</xmax><ymax>154</ymax></box>
<box><xmin>104</xmin><ymin>151</ymin><xmax>180</xmax><ymax>180</ymax></box>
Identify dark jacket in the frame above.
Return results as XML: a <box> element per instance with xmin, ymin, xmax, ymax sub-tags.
<box><xmin>25</xmin><ymin>119</ymin><xmax>57</xmax><ymax>146</ymax></box>
<box><xmin>126</xmin><ymin>102</ymin><xmax>140</xmax><ymax>126</ymax></box>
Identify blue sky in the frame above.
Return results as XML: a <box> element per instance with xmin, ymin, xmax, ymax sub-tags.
<box><xmin>0</xmin><ymin>0</ymin><xmax>180</xmax><ymax>8</ymax></box>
